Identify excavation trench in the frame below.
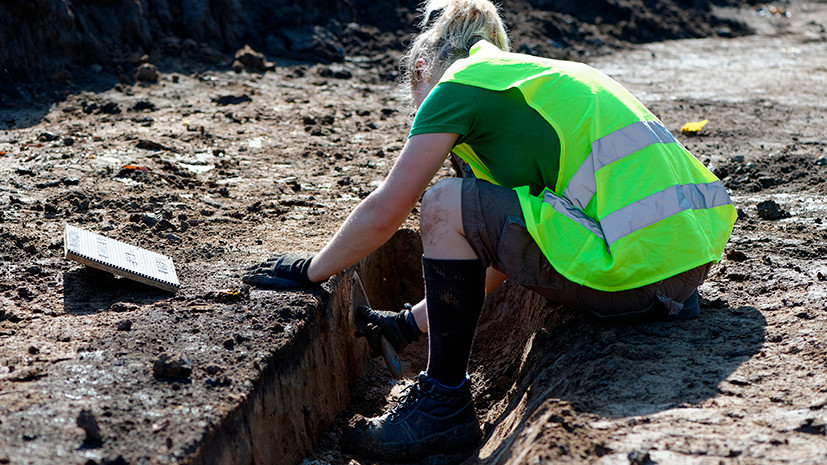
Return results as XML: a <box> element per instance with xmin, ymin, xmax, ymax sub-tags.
<box><xmin>185</xmin><ymin>228</ymin><xmax>572</xmax><ymax>464</ymax></box>
<box><xmin>110</xmin><ymin>214</ymin><xmax>761</xmax><ymax>465</ymax></box>
<box><xmin>188</xmin><ymin>229</ymin><xmax>430</xmax><ymax>464</ymax></box>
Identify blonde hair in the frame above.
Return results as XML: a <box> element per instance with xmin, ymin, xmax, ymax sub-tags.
<box><xmin>401</xmin><ymin>0</ymin><xmax>509</xmax><ymax>90</ymax></box>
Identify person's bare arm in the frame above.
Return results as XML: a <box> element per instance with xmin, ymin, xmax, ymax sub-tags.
<box><xmin>306</xmin><ymin>133</ymin><xmax>459</xmax><ymax>282</ymax></box>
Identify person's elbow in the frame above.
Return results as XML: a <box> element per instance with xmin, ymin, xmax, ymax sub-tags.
<box><xmin>361</xmin><ymin>187</ymin><xmax>417</xmax><ymax>237</ymax></box>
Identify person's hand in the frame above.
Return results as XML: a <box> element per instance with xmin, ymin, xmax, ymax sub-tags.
<box><xmin>242</xmin><ymin>253</ymin><xmax>322</xmax><ymax>288</ymax></box>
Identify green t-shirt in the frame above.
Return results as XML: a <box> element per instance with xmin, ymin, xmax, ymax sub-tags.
<box><xmin>410</xmin><ymin>82</ymin><xmax>561</xmax><ymax>195</ymax></box>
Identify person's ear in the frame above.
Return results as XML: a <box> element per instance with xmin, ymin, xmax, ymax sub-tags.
<box><xmin>415</xmin><ymin>58</ymin><xmax>428</xmax><ymax>82</ymax></box>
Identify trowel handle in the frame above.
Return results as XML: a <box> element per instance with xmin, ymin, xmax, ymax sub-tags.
<box><xmin>380</xmin><ymin>335</ymin><xmax>403</xmax><ymax>379</ymax></box>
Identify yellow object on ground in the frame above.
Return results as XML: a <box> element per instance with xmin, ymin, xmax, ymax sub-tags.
<box><xmin>681</xmin><ymin>119</ymin><xmax>709</xmax><ymax>135</ymax></box>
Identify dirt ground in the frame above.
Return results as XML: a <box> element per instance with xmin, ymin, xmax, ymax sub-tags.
<box><xmin>2</xmin><ymin>1</ymin><xmax>827</xmax><ymax>464</ymax></box>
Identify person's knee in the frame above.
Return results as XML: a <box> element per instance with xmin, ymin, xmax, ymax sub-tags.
<box><xmin>420</xmin><ymin>179</ymin><xmax>462</xmax><ymax>238</ymax></box>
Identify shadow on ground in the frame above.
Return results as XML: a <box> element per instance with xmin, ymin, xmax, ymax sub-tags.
<box><xmin>469</xmin><ymin>289</ymin><xmax>765</xmax><ymax>464</ymax></box>
<box><xmin>62</xmin><ymin>268</ymin><xmax>170</xmax><ymax>314</ymax></box>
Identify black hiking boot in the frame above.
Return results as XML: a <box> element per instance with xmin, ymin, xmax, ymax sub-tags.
<box><xmin>354</xmin><ymin>304</ymin><xmax>420</xmax><ymax>354</ymax></box>
<box><xmin>341</xmin><ymin>372</ymin><xmax>482</xmax><ymax>461</ymax></box>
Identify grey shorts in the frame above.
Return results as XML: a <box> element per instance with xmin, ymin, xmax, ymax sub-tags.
<box><xmin>460</xmin><ymin>177</ymin><xmax>710</xmax><ymax>319</ymax></box>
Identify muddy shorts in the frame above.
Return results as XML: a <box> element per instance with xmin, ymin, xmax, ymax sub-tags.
<box><xmin>460</xmin><ymin>177</ymin><xmax>711</xmax><ymax>320</ymax></box>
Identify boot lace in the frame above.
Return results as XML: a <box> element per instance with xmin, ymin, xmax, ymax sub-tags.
<box><xmin>387</xmin><ymin>380</ymin><xmax>425</xmax><ymax>420</ymax></box>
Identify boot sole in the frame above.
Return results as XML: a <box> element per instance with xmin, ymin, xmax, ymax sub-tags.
<box><xmin>343</xmin><ymin>421</ymin><xmax>482</xmax><ymax>462</ymax></box>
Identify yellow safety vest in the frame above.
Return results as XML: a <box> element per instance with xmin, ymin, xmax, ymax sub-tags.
<box><xmin>439</xmin><ymin>41</ymin><xmax>736</xmax><ymax>291</ymax></box>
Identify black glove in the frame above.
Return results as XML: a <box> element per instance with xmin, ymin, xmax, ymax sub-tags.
<box><xmin>242</xmin><ymin>254</ymin><xmax>322</xmax><ymax>288</ymax></box>
<box><xmin>354</xmin><ymin>304</ymin><xmax>420</xmax><ymax>353</ymax></box>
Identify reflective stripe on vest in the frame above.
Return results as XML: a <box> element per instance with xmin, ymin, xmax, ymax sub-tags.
<box><xmin>545</xmin><ymin>180</ymin><xmax>732</xmax><ymax>250</ymax></box>
<box><xmin>564</xmin><ymin>120</ymin><xmax>678</xmax><ymax>210</ymax></box>
<box><xmin>438</xmin><ymin>40</ymin><xmax>736</xmax><ymax>291</ymax></box>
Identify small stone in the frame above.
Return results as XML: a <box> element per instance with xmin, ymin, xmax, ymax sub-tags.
<box><xmin>756</xmin><ymin>199</ymin><xmax>788</xmax><ymax>220</ymax></box>
<box><xmin>132</xmin><ymin>101</ymin><xmax>156</xmax><ymax>112</ymax></box>
<box><xmin>98</xmin><ymin>102</ymin><xmax>121</xmax><ymax>114</ymax></box>
<box><xmin>77</xmin><ymin>409</ymin><xmax>102</xmax><ymax>444</ymax></box>
<box><xmin>816</xmin><ymin>156</ymin><xmax>827</xmax><ymax>166</ymax></box>
<box><xmin>223</xmin><ymin>338</ymin><xmax>235</xmax><ymax>350</ymax></box>
<box><xmin>628</xmin><ymin>450</ymin><xmax>654</xmax><ymax>465</ymax></box>
<box><xmin>155</xmin><ymin>219</ymin><xmax>176</xmax><ymax>231</ymax></box>
<box><xmin>1</xmin><ymin>310</ymin><xmax>21</xmax><ymax>323</ymax></box>
<box><xmin>140</xmin><ymin>213</ymin><xmax>159</xmax><ymax>227</ymax></box>
<box><xmin>25</xmin><ymin>265</ymin><xmax>42</xmax><ymax>275</ymax></box>
<box><xmin>153</xmin><ymin>353</ymin><xmax>192</xmax><ymax>380</ymax></box>
<box><xmin>38</xmin><ymin>131</ymin><xmax>59</xmax><ymax>142</ymax></box>
<box><xmin>318</xmin><ymin>65</ymin><xmax>352</xmax><ymax>79</ymax></box>
<box><xmin>109</xmin><ymin>302</ymin><xmax>140</xmax><ymax>312</ymax></box>
<box><xmin>205</xmin><ymin>364</ymin><xmax>225</xmax><ymax>375</ymax></box>
<box><xmin>28</xmin><ymin>345</ymin><xmax>40</xmax><ymax>355</ymax></box>
<box><xmin>136</xmin><ymin>63</ymin><xmax>160</xmax><ymax>83</ymax></box>
<box><xmin>17</xmin><ymin>287</ymin><xmax>36</xmax><ymax>300</ymax></box>
<box><xmin>116</xmin><ymin>320</ymin><xmax>132</xmax><ymax>331</ymax></box>
<box><xmin>726</xmin><ymin>249</ymin><xmax>748</xmax><ymax>262</ymax></box>
<box><xmin>212</xmin><ymin>94</ymin><xmax>252</xmax><ymax>106</ymax></box>
<box><xmin>136</xmin><ymin>139</ymin><xmax>169</xmax><ymax>151</ymax></box>
<box><xmin>233</xmin><ymin>44</ymin><xmax>275</xmax><ymax>73</ymax></box>
<box><xmin>758</xmin><ymin>176</ymin><xmax>776</xmax><ymax>188</ymax></box>
<box><xmin>35</xmin><ymin>179</ymin><xmax>61</xmax><ymax>189</ymax></box>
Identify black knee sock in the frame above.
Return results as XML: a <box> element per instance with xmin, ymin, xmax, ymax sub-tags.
<box><xmin>422</xmin><ymin>257</ymin><xmax>486</xmax><ymax>387</ymax></box>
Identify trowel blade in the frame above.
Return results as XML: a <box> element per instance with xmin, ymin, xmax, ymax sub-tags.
<box><xmin>351</xmin><ymin>271</ymin><xmax>403</xmax><ymax>379</ymax></box>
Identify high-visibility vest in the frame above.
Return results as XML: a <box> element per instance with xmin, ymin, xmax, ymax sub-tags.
<box><xmin>439</xmin><ymin>41</ymin><xmax>737</xmax><ymax>291</ymax></box>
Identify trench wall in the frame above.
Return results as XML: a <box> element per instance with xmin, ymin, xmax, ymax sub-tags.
<box><xmin>186</xmin><ymin>229</ymin><xmax>424</xmax><ymax>465</ymax></box>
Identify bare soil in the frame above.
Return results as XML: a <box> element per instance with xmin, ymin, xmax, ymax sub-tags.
<box><xmin>2</xmin><ymin>1</ymin><xmax>827</xmax><ymax>465</ymax></box>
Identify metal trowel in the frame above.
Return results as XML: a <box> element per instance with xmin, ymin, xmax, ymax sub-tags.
<box><xmin>351</xmin><ymin>271</ymin><xmax>403</xmax><ymax>379</ymax></box>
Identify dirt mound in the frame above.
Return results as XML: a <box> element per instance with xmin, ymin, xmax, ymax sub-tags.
<box><xmin>506</xmin><ymin>0</ymin><xmax>756</xmax><ymax>58</ymax></box>
<box><xmin>1</xmin><ymin>0</ymin><xmax>755</xmax><ymax>95</ymax></box>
